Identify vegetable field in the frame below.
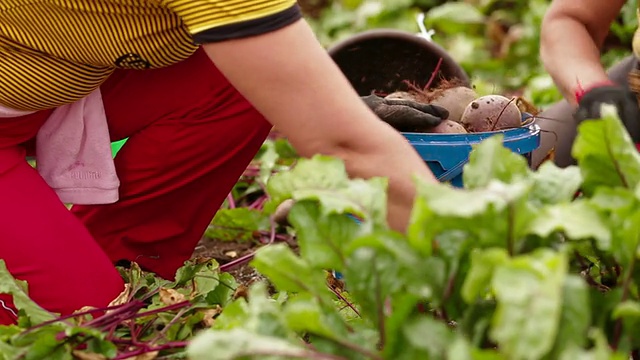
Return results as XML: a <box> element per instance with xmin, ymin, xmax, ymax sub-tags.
<box><xmin>2</xmin><ymin>1</ymin><xmax>640</xmax><ymax>359</ymax></box>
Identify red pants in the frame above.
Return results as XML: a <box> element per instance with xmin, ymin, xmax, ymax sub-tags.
<box><xmin>0</xmin><ymin>48</ymin><xmax>272</xmax><ymax>324</ymax></box>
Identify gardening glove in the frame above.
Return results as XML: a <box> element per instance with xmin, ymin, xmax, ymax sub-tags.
<box><xmin>574</xmin><ymin>84</ymin><xmax>640</xmax><ymax>142</ymax></box>
<box><xmin>361</xmin><ymin>94</ymin><xmax>450</xmax><ymax>132</ymax></box>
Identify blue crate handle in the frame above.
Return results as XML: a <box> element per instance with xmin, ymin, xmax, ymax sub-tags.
<box><xmin>436</xmin><ymin>159</ymin><xmax>467</xmax><ymax>182</ymax></box>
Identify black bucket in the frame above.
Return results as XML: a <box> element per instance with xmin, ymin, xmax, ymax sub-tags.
<box><xmin>327</xmin><ymin>29</ymin><xmax>470</xmax><ymax>96</ymax></box>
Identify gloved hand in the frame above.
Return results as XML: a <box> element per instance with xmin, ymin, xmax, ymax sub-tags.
<box><xmin>574</xmin><ymin>83</ymin><xmax>640</xmax><ymax>142</ymax></box>
<box><xmin>361</xmin><ymin>94</ymin><xmax>450</xmax><ymax>132</ymax></box>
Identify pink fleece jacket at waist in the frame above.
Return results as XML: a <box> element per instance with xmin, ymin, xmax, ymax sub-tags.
<box><xmin>0</xmin><ymin>94</ymin><xmax>120</xmax><ymax>205</ymax></box>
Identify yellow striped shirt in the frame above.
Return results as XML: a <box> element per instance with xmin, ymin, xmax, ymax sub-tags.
<box><xmin>0</xmin><ymin>0</ymin><xmax>301</xmax><ymax>111</ymax></box>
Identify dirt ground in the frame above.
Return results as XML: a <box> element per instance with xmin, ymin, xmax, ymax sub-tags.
<box><xmin>190</xmin><ymin>234</ymin><xmax>298</xmax><ymax>288</ymax></box>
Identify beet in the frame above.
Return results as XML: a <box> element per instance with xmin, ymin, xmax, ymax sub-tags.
<box><xmin>398</xmin><ymin>79</ymin><xmax>477</xmax><ymax>123</ymax></box>
<box><xmin>429</xmin><ymin>119</ymin><xmax>468</xmax><ymax>134</ymax></box>
<box><xmin>428</xmin><ymin>86</ymin><xmax>478</xmax><ymax>123</ymax></box>
<box><xmin>460</xmin><ymin>95</ymin><xmax>522</xmax><ymax>133</ymax></box>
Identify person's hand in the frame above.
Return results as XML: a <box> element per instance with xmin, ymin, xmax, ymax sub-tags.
<box><xmin>361</xmin><ymin>94</ymin><xmax>449</xmax><ymax>132</ymax></box>
<box><xmin>574</xmin><ymin>83</ymin><xmax>640</xmax><ymax>141</ymax></box>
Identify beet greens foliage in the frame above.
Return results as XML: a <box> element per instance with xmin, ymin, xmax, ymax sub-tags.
<box><xmin>1</xmin><ymin>105</ymin><xmax>640</xmax><ymax>360</ymax></box>
<box><xmin>188</xmin><ymin>105</ymin><xmax>640</xmax><ymax>360</ymax></box>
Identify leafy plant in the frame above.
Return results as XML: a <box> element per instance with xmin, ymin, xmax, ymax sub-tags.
<box><xmin>3</xmin><ymin>2</ymin><xmax>640</xmax><ymax>359</ymax></box>
<box><xmin>187</xmin><ymin>105</ymin><xmax>640</xmax><ymax>360</ymax></box>
<box><xmin>0</xmin><ymin>259</ymin><xmax>241</xmax><ymax>359</ymax></box>
<box><xmin>205</xmin><ymin>138</ymin><xmax>298</xmax><ymax>243</ymax></box>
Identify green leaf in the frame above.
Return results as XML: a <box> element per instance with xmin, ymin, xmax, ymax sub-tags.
<box><xmin>461</xmin><ymin>248</ymin><xmax>509</xmax><ymax>303</ymax></box>
<box><xmin>287</xmin><ymin>201</ymin><xmax>362</xmax><ymax>270</ymax></box>
<box><xmin>612</xmin><ymin>300</ymin><xmax>640</xmax><ymax>320</ymax></box>
<box><xmin>434</xmin><ymin>231</ymin><xmax>476</xmax><ymax>318</ymax></box>
<box><xmin>408</xmin><ymin>178</ymin><xmax>532</xmax><ymax>253</ymax></box>
<box><xmin>256</xmin><ymin>139</ymin><xmax>282</xmax><ymax>185</ymax></box>
<box><xmin>447</xmin><ymin>337</ymin><xmax>508</xmax><ymax>360</ymax></box>
<box><xmin>446</xmin><ymin>337</ymin><xmax>474</xmax><ymax>360</ymax></box>
<box><xmin>345</xmin><ymin>231</ymin><xmax>435</xmax><ymax>300</ymax></box>
<box><xmin>559</xmin><ymin>329</ymin><xmax>629</xmax><ymax>360</ymax></box>
<box><xmin>0</xmin><ymin>341</ymin><xmax>21</xmax><ymax>360</ymax></box>
<box><xmin>0</xmin><ymin>327</ymin><xmax>23</xmax><ymax>360</ymax></box>
<box><xmin>273</xmin><ymin>138</ymin><xmax>298</xmax><ymax>162</ymax></box>
<box><xmin>547</xmin><ymin>275</ymin><xmax>591</xmax><ymax>358</ymax></box>
<box><xmin>21</xmin><ymin>328</ymin><xmax>72</xmax><ymax>360</ymax></box>
<box><xmin>616</xmin><ymin>208</ymin><xmax>640</xmax><ymax>266</ymax></box>
<box><xmin>470</xmin><ymin>350</ymin><xmax>507</xmax><ymax>360</ymax></box>
<box><xmin>205</xmin><ymin>272</ymin><xmax>238</xmax><ymax>306</ymax></box>
<box><xmin>251</xmin><ymin>244</ymin><xmax>328</xmax><ymax>297</ymax></box>
<box><xmin>0</xmin><ymin>261</ymin><xmax>55</xmax><ymax>325</ymax></box>
<box><xmin>209</xmin><ymin>297</ymin><xmax>250</xmax><ymax>331</ymax></box>
<box><xmin>572</xmin><ymin>104</ymin><xmax>640</xmax><ymax>193</ymax></box>
<box><xmin>529</xmin><ymin>162</ymin><xmax>583</xmax><ymax>205</ymax></box>
<box><xmin>414</xmin><ymin>178</ymin><xmax>530</xmax><ymax>218</ymax></box>
<box><xmin>459</xmin><ymin>300</ymin><xmax>496</xmax><ymax>347</ymax></box>
<box><xmin>382</xmin><ymin>293</ymin><xmax>422</xmax><ymax>359</ymax></box>
<box><xmin>173</xmin><ymin>259</ymin><xmax>219</xmax><ymax>288</ymax></box>
<box><xmin>526</xmin><ymin>201</ymin><xmax>611</xmax><ymax>248</ymax></box>
<box><xmin>589</xmin><ymin>187</ymin><xmax>637</xmax><ymax>211</ymax></box>
<box><xmin>402</xmin><ymin>316</ymin><xmax>455</xmax><ymax>359</ymax></box>
<box><xmin>586</xmin><ymin>186</ymin><xmax>640</xmax><ymax>262</ymax></box>
<box><xmin>612</xmin><ymin>300</ymin><xmax>640</xmax><ymax>350</ymax></box>
<box><xmin>342</xmin><ymin>246</ymin><xmax>402</xmax><ymax>325</ymax></box>
<box><xmin>283</xmin><ymin>293</ymin><xmax>348</xmax><ymax>340</ymax></box>
<box><xmin>463</xmin><ymin>134</ymin><xmax>531</xmax><ymax>189</ymax></box>
<box><xmin>418</xmin><ymin>257</ymin><xmax>448</xmax><ymax>304</ymax></box>
<box><xmin>264</xmin><ymin>155</ymin><xmax>388</xmax><ymax>226</ymax></box>
<box><xmin>425</xmin><ymin>2</ymin><xmax>486</xmax><ymax>33</ymax></box>
<box><xmin>212</xmin><ymin>282</ymin><xmax>293</xmax><ymax>339</ymax></box>
<box><xmin>490</xmin><ymin>249</ymin><xmax>567</xmax><ymax>360</ymax></box>
<box><xmin>306</xmin><ymin>330</ymin><xmax>379</xmax><ymax>360</ymax></box>
<box><xmin>206</xmin><ymin>208</ymin><xmax>270</xmax><ymax>242</ymax></box>
<box><xmin>85</xmin><ymin>338</ymin><xmax>118</xmax><ymax>359</ymax></box>
<box><xmin>187</xmin><ymin>328</ymin><xmax>315</xmax><ymax>360</ymax></box>
<box><xmin>194</xmin><ymin>261</ymin><xmax>221</xmax><ymax>298</ymax></box>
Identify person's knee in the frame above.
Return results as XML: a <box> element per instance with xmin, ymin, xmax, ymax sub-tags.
<box><xmin>29</xmin><ymin>259</ymin><xmax>125</xmax><ymax>316</ymax></box>
<box><xmin>3</xmin><ymin>228</ymin><xmax>126</xmax><ymax>317</ymax></box>
<box><xmin>62</xmin><ymin>260</ymin><xmax>125</xmax><ymax>314</ymax></box>
<box><xmin>0</xmin><ymin>260</ymin><xmax>123</xmax><ymax>324</ymax></box>
<box><xmin>533</xmin><ymin>101</ymin><xmax>578</xmax><ymax>168</ymax></box>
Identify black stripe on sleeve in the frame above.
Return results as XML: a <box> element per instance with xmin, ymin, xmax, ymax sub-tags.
<box><xmin>191</xmin><ymin>4</ymin><xmax>302</xmax><ymax>44</ymax></box>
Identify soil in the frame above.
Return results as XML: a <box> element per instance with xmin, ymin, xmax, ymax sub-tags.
<box><xmin>190</xmin><ymin>232</ymin><xmax>347</xmax><ymax>302</ymax></box>
<box><xmin>190</xmin><ymin>234</ymin><xmax>299</xmax><ymax>288</ymax></box>
<box><xmin>188</xmin><ymin>128</ymin><xmax>297</xmax><ymax>289</ymax></box>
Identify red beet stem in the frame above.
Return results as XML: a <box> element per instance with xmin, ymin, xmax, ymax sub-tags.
<box><xmin>424</xmin><ymin>57</ymin><xmax>444</xmax><ymax>91</ymax></box>
<box><xmin>111</xmin><ymin>341</ymin><xmax>190</xmax><ymax>360</ymax></box>
<box><xmin>490</xmin><ymin>97</ymin><xmax>516</xmax><ymax>131</ymax></box>
<box><xmin>402</xmin><ymin>80</ymin><xmax>423</xmax><ymax>93</ymax></box>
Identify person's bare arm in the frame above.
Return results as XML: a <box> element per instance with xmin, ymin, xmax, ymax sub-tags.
<box><xmin>202</xmin><ymin>19</ymin><xmax>437</xmax><ymax>232</ymax></box>
<box><xmin>540</xmin><ymin>0</ymin><xmax>626</xmax><ymax>106</ymax></box>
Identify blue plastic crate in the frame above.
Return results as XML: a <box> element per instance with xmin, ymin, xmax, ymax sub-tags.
<box><xmin>403</xmin><ymin>119</ymin><xmax>541</xmax><ymax>188</ymax></box>
<box><xmin>334</xmin><ymin>117</ymin><xmax>541</xmax><ymax>281</ymax></box>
